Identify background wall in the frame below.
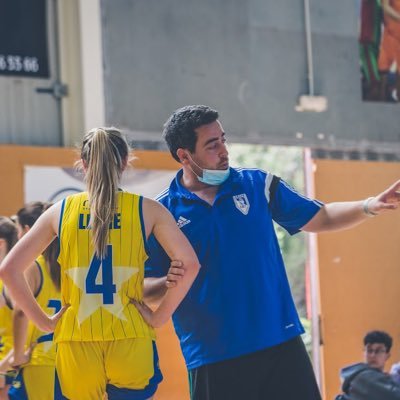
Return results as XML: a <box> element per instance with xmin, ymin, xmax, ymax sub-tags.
<box><xmin>313</xmin><ymin>159</ymin><xmax>400</xmax><ymax>399</ymax></box>
<box><xmin>0</xmin><ymin>146</ymin><xmax>178</xmax><ymax>215</ymax></box>
<box><xmin>2</xmin><ymin>1</ymin><xmax>399</xmax><ymax>153</ymax></box>
<box><xmin>101</xmin><ymin>0</ymin><xmax>400</xmax><ymax>152</ymax></box>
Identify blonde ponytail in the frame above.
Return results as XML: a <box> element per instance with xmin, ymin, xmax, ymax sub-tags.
<box><xmin>79</xmin><ymin>128</ymin><xmax>129</xmax><ymax>258</ymax></box>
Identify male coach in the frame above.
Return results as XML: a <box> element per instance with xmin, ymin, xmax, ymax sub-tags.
<box><xmin>143</xmin><ymin>105</ymin><xmax>400</xmax><ymax>400</ymax></box>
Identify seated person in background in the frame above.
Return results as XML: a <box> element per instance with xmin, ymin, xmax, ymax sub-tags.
<box><xmin>364</xmin><ymin>330</ymin><xmax>392</xmax><ymax>371</ymax></box>
<box><xmin>391</xmin><ymin>362</ymin><xmax>400</xmax><ymax>384</ymax></box>
<box><xmin>335</xmin><ymin>330</ymin><xmax>400</xmax><ymax>400</ymax></box>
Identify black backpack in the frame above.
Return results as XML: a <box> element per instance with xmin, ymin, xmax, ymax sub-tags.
<box><xmin>336</xmin><ymin>363</ymin><xmax>400</xmax><ymax>400</ymax></box>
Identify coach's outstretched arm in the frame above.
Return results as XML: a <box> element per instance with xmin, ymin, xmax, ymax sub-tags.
<box><xmin>302</xmin><ymin>180</ymin><xmax>400</xmax><ymax>233</ymax></box>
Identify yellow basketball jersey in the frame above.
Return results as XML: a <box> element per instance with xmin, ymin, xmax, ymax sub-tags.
<box><xmin>27</xmin><ymin>255</ymin><xmax>61</xmax><ymax>366</ymax></box>
<box><xmin>0</xmin><ymin>280</ymin><xmax>13</xmax><ymax>359</ymax></box>
<box><xmin>56</xmin><ymin>191</ymin><xmax>155</xmax><ymax>342</ymax></box>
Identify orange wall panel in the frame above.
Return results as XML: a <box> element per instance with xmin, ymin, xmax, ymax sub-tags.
<box><xmin>313</xmin><ymin>159</ymin><xmax>400</xmax><ymax>400</ymax></box>
<box><xmin>0</xmin><ymin>145</ymin><xmax>77</xmax><ymax>215</ymax></box>
<box><xmin>0</xmin><ymin>145</ymin><xmax>179</xmax><ymax>215</ymax></box>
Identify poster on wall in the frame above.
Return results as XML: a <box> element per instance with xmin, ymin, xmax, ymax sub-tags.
<box><xmin>24</xmin><ymin>166</ymin><xmax>177</xmax><ymax>203</ymax></box>
<box><xmin>0</xmin><ymin>0</ymin><xmax>49</xmax><ymax>78</ymax></box>
<box><xmin>359</xmin><ymin>0</ymin><xmax>400</xmax><ymax>102</ymax></box>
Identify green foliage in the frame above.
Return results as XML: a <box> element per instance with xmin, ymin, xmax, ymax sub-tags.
<box><xmin>228</xmin><ymin>144</ymin><xmax>307</xmax><ymax>317</ymax></box>
<box><xmin>301</xmin><ymin>317</ymin><xmax>312</xmax><ymax>356</ymax></box>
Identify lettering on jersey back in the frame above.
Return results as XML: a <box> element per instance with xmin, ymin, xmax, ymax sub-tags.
<box><xmin>78</xmin><ymin>213</ymin><xmax>121</xmax><ymax>230</ymax></box>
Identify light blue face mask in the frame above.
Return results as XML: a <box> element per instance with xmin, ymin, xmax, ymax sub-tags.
<box><xmin>198</xmin><ymin>168</ymin><xmax>230</xmax><ymax>185</ymax></box>
<box><xmin>188</xmin><ymin>155</ymin><xmax>230</xmax><ymax>186</ymax></box>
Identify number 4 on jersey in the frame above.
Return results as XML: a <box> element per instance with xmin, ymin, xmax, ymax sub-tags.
<box><xmin>85</xmin><ymin>245</ymin><xmax>116</xmax><ymax>304</ymax></box>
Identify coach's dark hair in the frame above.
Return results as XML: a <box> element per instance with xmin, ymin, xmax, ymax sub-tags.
<box><xmin>163</xmin><ymin>105</ymin><xmax>219</xmax><ymax>162</ymax></box>
<box><xmin>17</xmin><ymin>202</ymin><xmax>61</xmax><ymax>291</ymax></box>
<box><xmin>364</xmin><ymin>330</ymin><xmax>393</xmax><ymax>352</ymax></box>
<box><xmin>0</xmin><ymin>217</ymin><xmax>18</xmax><ymax>253</ymax></box>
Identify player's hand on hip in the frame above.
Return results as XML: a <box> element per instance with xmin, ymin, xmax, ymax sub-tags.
<box><xmin>166</xmin><ymin>260</ymin><xmax>185</xmax><ymax>288</ymax></box>
<box><xmin>10</xmin><ymin>343</ymin><xmax>36</xmax><ymax>369</ymax></box>
<box><xmin>42</xmin><ymin>304</ymin><xmax>69</xmax><ymax>332</ymax></box>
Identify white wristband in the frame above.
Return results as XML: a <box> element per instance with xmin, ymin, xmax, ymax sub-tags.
<box><xmin>363</xmin><ymin>197</ymin><xmax>378</xmax><ymax>217</ymax></box>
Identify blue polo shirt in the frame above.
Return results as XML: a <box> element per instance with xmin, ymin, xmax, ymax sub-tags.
<box><xmin>145</xmin><ymin>167</ymin><xmax>323</xmax><ymax>370</ymax></box>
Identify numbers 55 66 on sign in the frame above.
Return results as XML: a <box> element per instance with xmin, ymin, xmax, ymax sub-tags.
<box><xmin>0</xmin><ymin>55</ymin><xmax>39</xmax><ymax>73</ymax></box>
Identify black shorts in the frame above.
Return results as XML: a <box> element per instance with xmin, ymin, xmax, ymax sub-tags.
<box><xmin>188</xmin><ymin>336</ymin><xmax>322</xmax><ymax>400</ymax></box>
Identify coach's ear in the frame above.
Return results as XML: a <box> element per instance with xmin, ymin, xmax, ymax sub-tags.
<box><xmin>176</xmin><ymin>148</ymin><xmax>189</xmax><ymax>165</ymax></box>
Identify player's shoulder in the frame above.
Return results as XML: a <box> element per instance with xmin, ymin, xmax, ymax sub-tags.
<box><xmin>154</xmin><ymin>187</ymin><xmax>172</xmax><ymax>206</ymax></box>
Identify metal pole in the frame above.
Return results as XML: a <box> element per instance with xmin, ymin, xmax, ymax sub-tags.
<box><xmin>53</xmin><ymin>0</ymin><xmax>65</xmax><ymax>146</ymax></box>
<box><xmin>304</xmin><ymin>0</ymin><xmax>315</xmax><ymax>95</ymax></box>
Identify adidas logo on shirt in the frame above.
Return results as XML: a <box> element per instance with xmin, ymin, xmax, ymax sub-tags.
<box><xmin>177</xmin><ymin>216</ymin><xmax>191</xmax><ymax>228</ymax></box>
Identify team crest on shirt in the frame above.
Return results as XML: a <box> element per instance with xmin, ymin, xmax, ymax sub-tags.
<box><xmin>233</xmin><ymin>194</ymin><xmax>250</xmax><ymax>215</ymax></box>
